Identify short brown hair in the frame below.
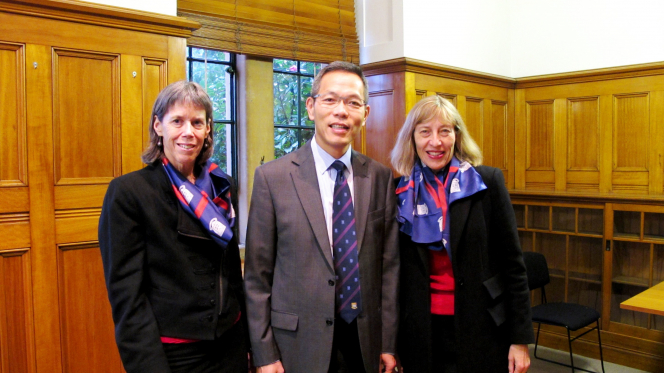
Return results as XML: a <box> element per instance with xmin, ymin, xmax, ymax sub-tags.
<box><xmin>141</xmin><ymin>81</ymin><xmax>214</xmax><ymax>165</ymax></box>
<box><xmin>390</xmin><ymin>95</ymin><xmax>483</xmax><ymax>176</ymax></box>
<box><xmin>311</xmin><ymin>61</ymin><xmax>369</xmax><ymax>103</ymax></box>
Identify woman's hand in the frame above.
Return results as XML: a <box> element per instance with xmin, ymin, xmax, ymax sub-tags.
<box><xmin>380</xmin><ymin>353</ymin><xmax>397</xmax><ymax>372</ymax></box>
<box><xmin>257</xmin><ymin>361</ymin><xmax>284</xmax><ymax>373</ymax></box>
<box><xmin>508</xmin><ymin>344</ymin><xmax>530</xmax><ymax>373</ymax></box>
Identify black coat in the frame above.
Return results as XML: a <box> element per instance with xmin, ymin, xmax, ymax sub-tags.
<box><xmin>98</xmin><ymin>162</ymin><xmax>247</xmax><ymax>373</ymax></box>
<box><xmin>397</xmin><ymin>166</ymin><xmax>534</xmax><ymax>373</ymax></box>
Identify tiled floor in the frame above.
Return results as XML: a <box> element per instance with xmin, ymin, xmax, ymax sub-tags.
<box><xmin>529</xmin><ymin>345</ymin><xmax>652</xmax><ymax>373</ymax></box>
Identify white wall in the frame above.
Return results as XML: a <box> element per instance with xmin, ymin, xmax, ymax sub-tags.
<box><xmin>510</xmin><ymin>0</ymin><xmax>664</xmax><ymax>77</ymax></box>
<box><xmin>81</xmin><ymin>0</ymin><xmax>176</xmax><ymax>16</ymax></box>
<box><xmin>404</xmin><ymin>0</ymin><xmax>512</xmax><ymax>77</ymax></box>
<box><xmin>356</xmin><ymin>0</ymin><xmax>405</xmax><ymax>64</ymax></box>
<box><xmin>358</xmin><ymin>0</ymin><xmax>664</xmax><ymax>78</ymax></box>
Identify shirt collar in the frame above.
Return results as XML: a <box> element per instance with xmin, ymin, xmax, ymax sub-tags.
<box><xmin>311</xmin><ymin>136</ymin><xmax>353</xmax><ymax>175</ymax></box>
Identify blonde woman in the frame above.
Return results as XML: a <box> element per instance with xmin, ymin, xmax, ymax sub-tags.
<box><xmin>392</xmin><ymin>96</ymin><xmax>533</xmax><ymax>373</ymax></box>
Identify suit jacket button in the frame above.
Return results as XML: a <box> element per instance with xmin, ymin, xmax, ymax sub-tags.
<box><xmin>210</xmin><ymin>282</ymin><xmax>215</xmax><ymax>288</ymax></box>
<box><xmin>328</xmin><ymin>280</ymin><xmax>335</xmax><ymax>286</ymax></box>
<box><xmin>326</xmin><ymin>319</ymin><xmax>334</xmax><ymax>326</ymax></box>
<box><xmin>206</xmin><ymin>315</ymin><xmax>213</xmax><ymax>322</ymax></box>
<box><xmin>210</xmin><ymin>299</ymin><xmax>216</xmax><ymax>305</ymax></box>
<box><xmin>457</xmin><ymin>277</ymin><xmax>464</xmax><ymax>286</ymax></box>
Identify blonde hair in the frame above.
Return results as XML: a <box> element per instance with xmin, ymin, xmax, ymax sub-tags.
<box><xmin>390</xmin><ymin>95</ymin><xmax>482</xmax><ymax>176</ymax></box>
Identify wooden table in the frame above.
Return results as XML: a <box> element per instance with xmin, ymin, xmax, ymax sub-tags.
<box><xmin>620</xmin><ymin>280</ymin><xmax>664</xmax><ymax>316</ymax></box>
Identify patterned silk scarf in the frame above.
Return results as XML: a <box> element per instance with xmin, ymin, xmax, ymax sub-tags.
<box><xmin>396</xmin><ymin>156</ymin><xmax>486</xmax><ymax>258</ymax></box>
<box><xmin>162</xmin><ymin>158</ymin><xmax>235</xmax><ymax>249</ymax></box>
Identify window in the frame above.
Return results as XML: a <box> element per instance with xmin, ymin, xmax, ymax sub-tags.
<box><xmin>273</xmin><ymin>59</ymin><xmax>325</xmax><ymax>158</ymax></box>
<box><xmin>187</xmin><ymin>47</ymin><xmax>236</xmax><ymax>178</ymax></box>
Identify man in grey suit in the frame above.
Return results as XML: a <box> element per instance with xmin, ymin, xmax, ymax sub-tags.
<box><xmin>244</xmin><ymin>61</ymin><xmax>399</xmax><ymax>373</ymax></box>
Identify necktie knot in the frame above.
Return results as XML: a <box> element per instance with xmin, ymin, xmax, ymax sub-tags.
<box><xmin>330</xmin><ymin>160</ymin><xmax>347</xmax><ymax>184</ymax></box>
<box><xmin>330</xmin><ymin>160</ymin><xmax>345</xmax><ymax>173</ymax></box>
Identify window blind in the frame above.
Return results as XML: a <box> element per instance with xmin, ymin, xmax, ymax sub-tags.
<box><xmin>178</xmin><ymin>0</ymin><xmax>359</xmax><ymax>63</ymax></box>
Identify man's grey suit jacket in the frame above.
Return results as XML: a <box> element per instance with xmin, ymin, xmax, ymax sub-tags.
<box><xmin>244</xmin><ymin>141</ymin><xmax>399</xmax><ymax>372</ymax></box>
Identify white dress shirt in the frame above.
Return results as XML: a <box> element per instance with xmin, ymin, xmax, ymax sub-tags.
<box><xmin>310</xmin><ymin>137</ymin><xmax>355</xmax><ymax>254</ymax></box>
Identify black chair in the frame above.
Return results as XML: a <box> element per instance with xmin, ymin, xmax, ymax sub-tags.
<box><xmin>522</xmin><ymin>251</ymin><xmax>605</xmax><ymax>373</ymax></box>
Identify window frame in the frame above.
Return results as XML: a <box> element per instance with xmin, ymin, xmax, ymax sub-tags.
<box><xmin>186</xmin><ymin>47</ymin><xmax>238</xmax><ymax>180</ymax></box>
<box><xmin>273</xmin><ymin>59</ymin><xmax>324</xmax><ymax>158</ymax></box>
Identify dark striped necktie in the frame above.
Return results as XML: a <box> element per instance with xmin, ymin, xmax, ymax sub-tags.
<box><xmin>330</xmin><ymin>160</ymin><xmax>361</xmax><ymax>323</ymax></box>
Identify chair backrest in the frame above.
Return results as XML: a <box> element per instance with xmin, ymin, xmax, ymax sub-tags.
<box><xmin>522</xmin><ymin>251</ymin><xmax>550</xmax><ymax>291</ymax></box>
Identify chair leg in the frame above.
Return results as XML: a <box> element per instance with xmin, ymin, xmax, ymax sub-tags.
<box><xmin>567</xmin><ymin>328</ymin><xmax>575</xmax><ymax>372</ymax></box>
<box><xmin>532</xmin><ymin>323</ymin><xmax>600</xmax><ymax>373</ymax></box>
<box><xmin>596</xmin><ymin>321</ymin><xmax>605</xmax><ymax>373</ymax></box>
<box><xmin>534</xmin><ymin>322</ymin><xmax>542</xmax><ymax>359</ymax></box>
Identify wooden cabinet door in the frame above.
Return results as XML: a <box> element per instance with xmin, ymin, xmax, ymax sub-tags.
<box><xmin>0</xmin><ymin>40</ymin><xmax>174</xmax><ymax>373</ymax></box>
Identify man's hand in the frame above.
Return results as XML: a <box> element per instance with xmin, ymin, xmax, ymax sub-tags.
<box><xmin>257</xmin><ymin>361</ymin><xmax>285</xmax><ymax>373</ymax></box>
<box><xmin>380</xmin><ymin>353</ymin><xmax>397</xmax><ymax>372</ymax></box>
<box><xmin>508</xmin><ymin>344</ymin><xmax>530</xmax><ymax>373</ymax></box>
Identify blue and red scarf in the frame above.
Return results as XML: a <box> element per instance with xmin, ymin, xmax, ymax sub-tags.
<box><xmin>396</xmin><ymin>156</ymin><xmax>486</xmax><ymax>258</ymax></box>
<box><xmin>162</xmin><ymin>158</ymin><xmax>235</xmax><ymax>249</ymax></box>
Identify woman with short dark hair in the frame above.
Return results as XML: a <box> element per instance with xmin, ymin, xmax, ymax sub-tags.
<box><xmin>99</xmin><ymin>81</ymin><xmax>248</xmax><ymax>373</ymax></box>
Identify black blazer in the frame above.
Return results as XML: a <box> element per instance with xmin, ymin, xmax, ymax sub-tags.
<box><xmin>397</xmin><ymin>166</ymin><xmax>534</xmax><ymax>373</ymax></box>
<box><xmin>98</xmin><ymin>162</ymin><xmax>247</xmax><ymax>373</ymax></box>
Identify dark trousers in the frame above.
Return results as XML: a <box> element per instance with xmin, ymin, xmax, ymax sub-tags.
<box><xmin>329</xmin><ymin>318</ymin><xmax>366</xmax><ymax>373</ymax></box>
<box><xmin>431</xmin><ymin>314</ymin><xmax>457</xmax><ymax>373</ymax></box>
<box><xmin>163</xmin><ymin>320</ymin><xmax>248</xmax><ymax>373</ymax></box>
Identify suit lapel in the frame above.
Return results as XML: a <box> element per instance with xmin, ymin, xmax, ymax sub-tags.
<box><xmin>351</xmin><ymin>151</ymin><xmax>370</xmax><ymax>254</ymax></box>
<box><xmin>290</xmin><ymin>143</ymin><xmax>334</xmax><ymax>270</ymax></box>
<box><xmin>450</xmin><ymin>197</ymin><xmax>472</xmax><ymax>259</ymax></box>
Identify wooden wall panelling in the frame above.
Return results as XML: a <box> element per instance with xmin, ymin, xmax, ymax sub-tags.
<box><xmin>120</xmin><ymin>54</ymin><xmax>144</xmax><ymax>174</ymax></box>
<box><xmin>168</xmin><ymin>36</ymin><xmax>186</xmax><ymax>82</ymax></box>
<box><xmin>455</xmin><ymin>95</ymin><xmax>466</xmax><ymax>125</ymax></box>
<box><xmin>52</xmin><ymin>48</ymin><xmax>121</xmax><ymax>185</ymax></box>
<box><xmin>567</xmin><ymin>96</ymin><xmax>600</xmax><ymax>192</ymax></box>
<box><xmin>521</xmin><ymin>75</ymin><xmax>664</xmax><ymax>101</ymax></box>
<box><xmin>553</xmin><ymin>98</ymin><xmax>567</xmax><ymax>191</ymax></box>
<box><xmin>0</xmin><ymin>250</ymin><xmax>36</xmax><ymax>373</ymax></box>
<box><xmin>599</xmin><ymin>94</ymin><xmax>613</xmax><ymax>193</ymax></box>
<box><xmin>465</xmin><ymin>97</ymin><xmax>483</xmax><ymax>154</ymax></box>
<box><xmin>143</xmin><ymin>57</ymin><xmax>168</xmax><ymax>147</ymax></box>
<box><xmin>525</xmin><ymin>100</ymin><xmax>555</xmax><ymax>190</ymax></box>
<box><xmin>0</xmin><ymin>188</ymin><xmax>29</xmax><ymax>215</ymax></box>
<box><xmin>506</xmin><ymin>89</ymin><xmax>515</xmax><ymax>189</ymax></box>
<box><xmin>0</xmin><ymin>214</ymin><xmax>30</xmax><ymax>251</ymax></box>
<box><xmin>649</xmin><ymin>91</ymin><xmax>664</xmax><ymax>194</ymax></box>
<box><xmin>612</xmin><ymin>92</ymin><xmax>650</xmax><ymax>194</ymax></box>
<box><xmin>361</xmin><ymin>72</ymin><xmax>407</xmax><ymax>171</ymax></box>
<box><xmin>515</xmin><ymin>88</ymin><xmax>526</xmax><ymax>189</ymax></box>
<box><xmin>415</xmin><ymin>73</ymin><xmax>509</xmax><ymax>101</ymax></box>
<box><xmin>489</xmin><ymin>99</ymin><xmax>508</xmax><ymax>177</ymax></box>
<box><xmin>0</xmin><ymin>12</ymin><xmax>172</xmax><ymax>59</ymax></box>
<box><xmin>480</xmin><ymin>98</ymin><xmax>492</xmax><ymax>168</ymax></box>
<box><xmin>404</xmin><ymin>71</ymin><xmax>416</xmax><ymax>114</ymax></box>
<box><xmin>57</xmin><ymin>243</ymin><xmax>122</xmax><ymax>373</ymax></box>
<box><xmin>365</xmin><ymin>89</ymin><xmax>398</xmax><ymax>168</ymax></box>
<box><xmin>0</xmin><ymin>42</ymin><xmax>26</xmax><ymax>187</ymax></box>
<box><xmin>54</xmin><ymin>209</ymin><xmax>101</xmax><ymax>245</ymax></box>
<box><xmin>25</xmin><ymin>42</ymin><xmax>62</xmax><ymax>372</ymax></box>
<box><xmin>53</xmin><ymin>185</ymin><xmax>108</xmax><ymax>211</ymax></box>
